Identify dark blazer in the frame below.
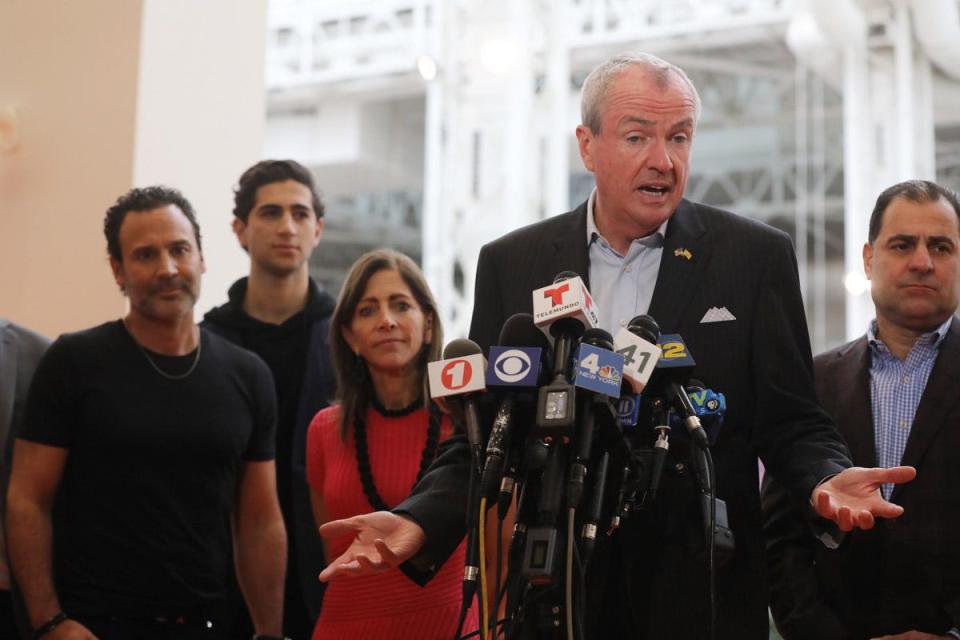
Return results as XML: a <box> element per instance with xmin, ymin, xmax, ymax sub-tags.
<box><xmin>399</xmin><ymin>199</ymin><xmax>851</xmax><ymax>639</ymax></box>
<box><xmin>763</xmin><ymin>317</ymin><xmax>960</xmax><ymax>639</ymax></box>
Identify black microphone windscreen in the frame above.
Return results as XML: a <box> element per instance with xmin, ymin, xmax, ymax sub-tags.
<box><xmin>552</xmin><ymin>270</ymin><xmax>581</xmax><ymax>284</ymax></box>
<box><xmin>627</xmin><ymin>314</ymin><xmax>661</xmax><ymax>344</ymax></box>
<box><xmin>442</xmin><ymin>338</ymin><xmax>483</xmax><ymax>359</ymax></box>
<box><xmin>581</xmin><ymin>327</ymin><xmax>614</xmax><ymax>350</ymax></box>
<box><xmin>498</xmin><ymin>313</ymin><xmax>550</xmax><ymax>349</ymax></box>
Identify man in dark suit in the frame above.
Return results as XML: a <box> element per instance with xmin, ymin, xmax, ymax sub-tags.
<box><xmin>316</xmin><ymin>52</ymin><xmax>914</xmax><ymax>639</ymax></box>
<box><xmin>763</xmin><ymin>180</ymin><xmax>960</xmax><ymax>640</ymax></box>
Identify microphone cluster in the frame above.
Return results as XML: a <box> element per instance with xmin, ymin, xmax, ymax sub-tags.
<box><xmin>426</xmin><ymin>272</ymin><xmax>732</xmax><ymax>639</ymax></box>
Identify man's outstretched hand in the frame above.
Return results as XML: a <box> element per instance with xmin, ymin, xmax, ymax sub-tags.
<box><xmin>318</xmin><ymin>511</ymin><xmax>426</xmax><ymax>582</ymax></box>
<box><xmin>812</xmin><ymin>466</ymin><xmax>917</xmax><ymax>531</ymax></box>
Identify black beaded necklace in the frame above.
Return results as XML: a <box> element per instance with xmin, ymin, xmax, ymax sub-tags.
<box><xmin>354</xmin><ymin>397</ymin><xmax>441</xmax><ymax>512</ymax></box>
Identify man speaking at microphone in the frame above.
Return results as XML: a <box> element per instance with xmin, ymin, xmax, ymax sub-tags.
<box><xmin>316</xmin><ymin>52</ymin><xmax>914</xmax><ymax>639</ymax></box>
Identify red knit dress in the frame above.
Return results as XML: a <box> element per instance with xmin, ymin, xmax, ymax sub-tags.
<box><xmin>306</xmin><ymin>404</ymin><xmax>478</xmax><ymax>640</ymax></box>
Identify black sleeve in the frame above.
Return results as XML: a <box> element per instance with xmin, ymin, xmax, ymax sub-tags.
<box><xmin>761</xmin><ymin>472</ymin><xmax>852</xmax><ymax>640</ymax></box>
<box><xmin>393</xmin><ymin>433</ymin><xmax>471</xmax><ymax>585</ymax></box>
<box><xmin>242</xmin><ymin>354</ymin><xmax>278</xmax><ymax>462</ymax></box>
<box><xmin>751</xmin><ymin>233</ymin><xmax>851</xmax><ymax>502</ymax></box>
<box><xmin>18</xmin><ymin>337</ymin><xmax>78</xmax><ymax>449</ymax></box>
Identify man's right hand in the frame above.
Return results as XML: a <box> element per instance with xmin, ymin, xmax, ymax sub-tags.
<box><xmin>318</xmin><ymin>511</ymin><xmax>426</xmax><ymax>581</ymax></box>
<box><xmin>45</xmin><ymin>619</ymin><xmax>98</xmax><ymax>639</ymax></box>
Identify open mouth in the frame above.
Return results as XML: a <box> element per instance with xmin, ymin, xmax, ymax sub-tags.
<box><xmin>638</xmin><ymin>185</ymin><xmax>670</xmax><ymax>195</ymax></box>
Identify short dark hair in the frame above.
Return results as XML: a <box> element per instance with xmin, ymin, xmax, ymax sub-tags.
<box><xmin>868</xmin><ymin>180</ymin><xmax>960</xmax><ymax>243</ymax></box>
<box><xmin>104</xmin><ymin>186</ymin><xmax>202</xmax><ymax>262</ymax></box>
<box><xmin>233</xmin><ymin>159</ymin><xmax>324</xmax><ymax>223</ymax></box>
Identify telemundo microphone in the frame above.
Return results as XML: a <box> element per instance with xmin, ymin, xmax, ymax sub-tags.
<box><xmin>531</xmin><ymin>271</ymin><xmax>597</xmax><ymax>439</ymax></box>
<box><xmin>482</xmin><ymin>313</ymin><xmax>551</xmax><ymax>506</ymax></box>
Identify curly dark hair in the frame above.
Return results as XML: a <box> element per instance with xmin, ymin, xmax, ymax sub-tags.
<box><xmin>103</xmin><ymin>186</ymin><xmax>202</xmax><ymax>262</ymax></box>
<box><xmin>233</xmin><ymin>159</ymin><xmax>324</xmax><ymax>223</ymax></box>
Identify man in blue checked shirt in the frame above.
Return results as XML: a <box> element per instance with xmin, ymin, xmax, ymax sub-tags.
<box><xmin>763</xmin><ymin>179</ymin><xmax>960</xmax><ymax>640</ymax></box>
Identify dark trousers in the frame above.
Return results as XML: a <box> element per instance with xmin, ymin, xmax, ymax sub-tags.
<box><xmin>75</xmin><ymin>614</ymin><xmax>221</xmax><ymax>640</ymax></box>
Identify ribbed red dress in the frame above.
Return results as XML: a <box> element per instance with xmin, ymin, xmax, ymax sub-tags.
<box><xmin>306</xmin><ymin>404</ymin><xmax>478</xmax><ymax>640</ymax></box>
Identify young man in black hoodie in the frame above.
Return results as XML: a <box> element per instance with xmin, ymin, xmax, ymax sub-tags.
<box><xmin>204</xmin><ymin>160</ymin><xmax>336</xmax><ymax>639</ymax></box>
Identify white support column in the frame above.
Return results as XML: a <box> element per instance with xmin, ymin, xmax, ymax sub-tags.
<box><xmin>544</xmin><ymin>1</ymin><xmax>571</xmax><ymax>218</ymax></box>
<box><xmin>843</xmin><ymin>44</ymin><xmax>875</xmax><ymax>340</ymax></box>
<box><xmin>421</xmin><ymin>0</ymin><xmax>450</xmax><ymax>324</ymax></box>
<box><xmin>133</xmin><ymin>0</ymin><xmax>268</xmax><ymax>318</ymax></box>
<box><xmin>894</xmin><ymin>0</ymin><xmax>916</xmax><ymax>179</ymax></box>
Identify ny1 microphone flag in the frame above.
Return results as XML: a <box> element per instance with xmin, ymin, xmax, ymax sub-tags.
<box><xmin>531</xmin><ymin>275</ymin><xmax>599</xmax><ymax>339</ymax></box>
<box><xmin>427</xmin><ymin>352</ymin><xmax>487</xmax><ymax>398</ymax></box>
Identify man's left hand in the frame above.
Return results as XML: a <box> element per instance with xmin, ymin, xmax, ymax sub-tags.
<box><xmin>812</xmin><ymin>466</ymin><xmax>916</xmax><ymax>531</ymax></box>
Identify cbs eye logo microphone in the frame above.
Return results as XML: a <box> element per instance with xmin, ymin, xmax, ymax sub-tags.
<box><xmin>486</xmin><ymin>347</ymin><xmax>542</xmax><ymax>387</ymax></box>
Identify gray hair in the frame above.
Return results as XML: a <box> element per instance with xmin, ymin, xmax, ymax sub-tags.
<box><xmin>580</xmin><ymin>52</ymin><xmax>702</xmax><ymax>134</ymax></box>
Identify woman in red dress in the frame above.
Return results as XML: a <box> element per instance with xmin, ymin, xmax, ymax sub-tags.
<box><xmin>306</xmin><ymin>249</ymin><xmax>478</xmax><ymax>639</ymax></box>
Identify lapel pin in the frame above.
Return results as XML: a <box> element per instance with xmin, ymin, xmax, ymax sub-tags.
<box><xmin>674</xmin><ymin>248</ymin><xmax>693</xmax><ymax>260</ymax></box>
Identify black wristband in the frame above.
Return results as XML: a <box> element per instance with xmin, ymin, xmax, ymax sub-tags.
<box><xmin>32</xmin><ymin>611</ymin><xmax>68</xmax><ymax>640</ymax></box>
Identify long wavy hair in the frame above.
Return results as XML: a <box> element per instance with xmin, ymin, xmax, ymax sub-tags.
<box><xmin>330</xmin><ymin>248</ymin><xmax>444</xmax><ymax>438</ymax></box>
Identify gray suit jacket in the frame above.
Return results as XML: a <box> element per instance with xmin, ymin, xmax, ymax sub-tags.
<box><xmin>0</xmin><ymin>319</ymin><xmax>50</xmax><ymax>491</ymax></box>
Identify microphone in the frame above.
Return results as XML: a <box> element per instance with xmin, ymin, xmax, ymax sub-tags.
<box><xmin>482</xmin><ymin>313</ymin><xmax>551</xmax><ymax>499</ymax></box>
<box><xmin>427</xmin><ymin>339</ymin><xmax>487</xmax><ymax>465</ymax></box>
<box><xmin>531</xmin><ymin>271</ymin><xmax>597</xmax><ymax>374</ymax></box>
<box><xmin>614</xmin><ymin>315</ymin><xmax>662</xmax><ymax>393</ymax></box>
<box><xmin>623</xmin><ymin>316</ymin><xmax>710</xmax><ymax>450</ymax></box>
<box><xmin>667</xmin><ymin>380</ymin><xmax>726</xmax><ymax>445</ymax></box>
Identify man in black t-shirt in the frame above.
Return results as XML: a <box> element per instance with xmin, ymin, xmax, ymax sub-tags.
<box><xmin>204</xmin><ymin>160</ymin><xmax>335</xmax><ymax>639</ymax></box>
<box><xmin>5</xmin><ymin>187</ymin><xmax>288</xmax><ymax>640</ymax></box>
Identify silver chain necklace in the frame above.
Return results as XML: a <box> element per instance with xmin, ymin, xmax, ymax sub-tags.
<box><xmin>123</xmin><ymin>321</ymin><xmax>202</xmax><ymax>380</ymax></box>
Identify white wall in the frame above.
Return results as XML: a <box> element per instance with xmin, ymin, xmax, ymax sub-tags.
<box><xmin>0</xmin><ymin>0</ymin><xmax>268</xmax><ymax>338</ymax></box>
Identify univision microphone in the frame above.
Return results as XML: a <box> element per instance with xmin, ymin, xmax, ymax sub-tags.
<box><xmin>667</xmin><ymin>380</ymin><xmax>726</xmax><ymax>446</ymax></box>
<box><xmin>482</xmin><ymin>313</ymin><xmax>552</xmax><ymax>501</ymax></box>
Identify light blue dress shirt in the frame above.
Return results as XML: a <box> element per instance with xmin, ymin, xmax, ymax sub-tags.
<box><xmin>585</xmin><ymin>189</ymin><xmax>667</xmax><ymax>336</ymax></box>
<box><xmin>867</xmin><ymin>316</ymin><xmax>951</xmax><ymax>499</ymax></box>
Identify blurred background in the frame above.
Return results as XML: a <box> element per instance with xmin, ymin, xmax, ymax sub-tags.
<box><xmin>4</xmin><ymin>0</ymin><xmax>960</xmax><ymax>356</ymax></box>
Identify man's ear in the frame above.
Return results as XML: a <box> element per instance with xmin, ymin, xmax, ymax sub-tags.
<box><xmin>232</xmin><ymin>217</ymin><xmax>248</xmax><ymax>251</ymax></box>
<box><xmin>576</xmin><ymin>124</ymin><xmax>596</xmax><ymax>172</ymax></box>
<box><xmin>110</xmin><ymin>257</ymin><xmax>126</xmax><ymax>294</ymax></box>
<box><xmin>862</xmin><ymin>242</ymin><xmax>873</xmax><ymax>280</ymax></box>
<box><xmin>312</xmin><ymin>217</ymin><xmax>325</xmax><ymax>248</ymax></box>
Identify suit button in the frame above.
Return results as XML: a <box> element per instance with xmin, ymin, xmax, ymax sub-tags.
<box><xmin>674</xmin><ymin>462</ymin><xmax>686</xmax><ymax>475</ymax></box>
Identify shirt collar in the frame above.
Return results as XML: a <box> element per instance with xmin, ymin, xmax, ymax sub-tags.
<box><xmin>867</xmin><ymin>316</ymin><xmax>953</xmax><ymax>354</ymax></box>
<box><xmin>585</xmin><ymin>187</ymin><xmax>667</xmax><ymax>252</ymax></box>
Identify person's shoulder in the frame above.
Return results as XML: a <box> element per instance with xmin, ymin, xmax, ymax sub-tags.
<box><xmin>484</xmin><ymin>205</ymin><xmax>587</xmax><ymax>253</ymax></box>
<box><xmin>309</xmin><ymin>405</ymin><xmax>342</xmax><ymax>437</ymax></box>
<box><xmin>1</xmin><ymin>318</ymin><xmax>51</xmax><ymax>353</ymax></box>
<box><xmin>201</xmin><ymin>328</ymin><xmax>269</xmax><ymax>374</ymax></box>
<box><xmin>684</xmin><ymin>199</ymin><xmax>791</xmax><ymax>243</ymax></box>
<box><xmin>55</xmin><ymin>321</ymin><xmax>123</xmax><ymax>349</ymax></box>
